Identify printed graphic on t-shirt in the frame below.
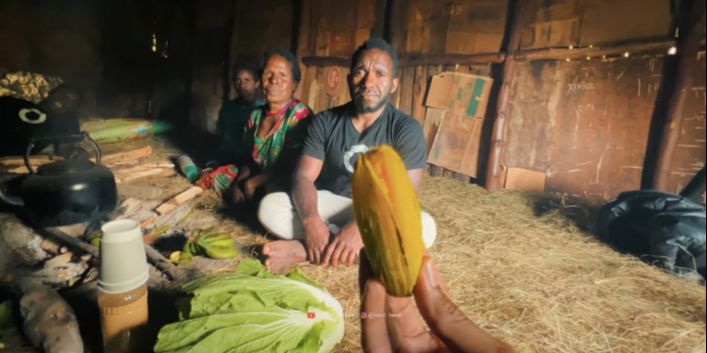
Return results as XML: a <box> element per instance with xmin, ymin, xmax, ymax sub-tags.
<box><xmin>343</xmin><ymin>144</ymin><xmax>369</xmax><ymax>173</ymax></box>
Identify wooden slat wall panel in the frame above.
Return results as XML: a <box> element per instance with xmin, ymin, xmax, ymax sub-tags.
<box><xmin>665</xmin><ymin>51</ymin><xmax>706</xmax><ymax>195</ymax></box>
<box><xmin>230</xmin><ymin>0</ymin><xmax>294</xmax><ymax>66</ymax></box>
<box><xmin>390</xmin><ymin>0</ymin><xmax>507</xmax><ymax>55</ymax></box>
<box><xmin>303</xmin><ymin>0</ymin><xmax>378</xmax><ymax>57</ymax></box>
<box><xmin>503</xmin><ymin>55</ymin><xmax>667</xmax><ymax>201</ymax></box>
<box><xmin>299</xmin><ymin>65</ymin><xmax>351</xmax><ymax>114</ymax></box>
<box><xmin>398</xmin><ymin>67</ymin><xmax>416</xmax><ymax>115</ymax></box>
<box><xmin>295</xmin><ymin>0</ymin><xmax>701</xmax><ymax>199</ymax></box>
<box><xmin>519</xmin><ymin>0</ymin><xmax>672</xmax><ymax>49</ymax></box>
<box><xmin>411</xmin><ymin>65</ymin><xmax>429</xmax><ymax>125</ymax></box>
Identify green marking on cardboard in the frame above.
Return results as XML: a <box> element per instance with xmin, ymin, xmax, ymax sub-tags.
<box><xmin>433</xmin><ymin>142</ymin><xmax>442</xmax><ymax>159</ymax></box>
<box><xmin>467</xmin><ymin>78</ymin><xmax>486</xmax><ymax>117</ymax></box>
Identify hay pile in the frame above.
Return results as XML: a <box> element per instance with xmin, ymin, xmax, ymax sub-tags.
<box><xmin>297</xmin><ymin>177</ymin><xmax>706</xmax><ymax>353</ymax></box>
<box><xmin>113</xmin><ymin>138</ymin><xmax>705</xmax><ymax>352</ymax></box>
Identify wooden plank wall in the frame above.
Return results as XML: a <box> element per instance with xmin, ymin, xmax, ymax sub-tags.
<box><xmin>664</xmin><ymin>52</ymin><xmax>706</xmax><ymax>196</ymax></box>
<box><xmin>291</xmin><ymin>0</ymin><xmax>704</xmax><ymax>201</ymax></box>
<box><xmin>190</xmin><ymin>0</ymin><xmax>295</xmax><ymax>132</ymax></box>
<box><xmin>189</xmin><ymin>0</ymin><xmax>234</xmax><ymax>132</ymax></box>
<box><xmin>390</xmin><ymin>0</ymin><xmax>507</xmax><ymax>55</ymax></box>
<box><xmin>229</xmin><ymin>0</ymin><xmax>295</xmax><ymax>67</ymax></box>
<box><xmin>500</xmin><ymin>0</ymin><xmax>705</xmax><ymax>201</ymax></box>
<box><xmin>517</xmin><ymin>0</ymin><xmax>672</xmax><ymax>50</ymax></box>
<box><xmin>298</xmin><ymin>0</ymin><xmax>506</xmax><ymax>181</ymax></box>
<box><xmin>504</xmin><ymin>55</ymin><xmax>663</xmax><ymax>201</ymax></box>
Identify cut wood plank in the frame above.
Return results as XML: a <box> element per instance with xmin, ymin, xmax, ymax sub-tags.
<box><xmin>141</xmin><ymin>203</ymin><xmax>193</xmax><ymax>231</ymax></box>
<box><xmin>118</xmin><ymin>198</ymin><xmax>160</xmax><ymax>220</ymax></box>
<box><xmin>0</xmin><ymin>155</ymin><xmax>56</xmax><ymax>166</ymax></box>
<box><xmin>112</xmin><ymin>162</ymin><xmax>175</xmax><ymax>173</ymax></box>
<box><xmin>155</xmin><ymin>186</ymin><xmax>204</xmax><ymax>216</ymax></box>
<box><xmin>0</xmin><ymin>155</ymin><xmax>62</xmax><ymax>174</ymax></box>
<box><xmin>102</xmin><ymin>146</ymin><xmax>153</xmax><ymax>166</ymax></box>
<box><xmin>117</xmin><ymin>184</ymin><xmax>163</xmax><ymax>200</ymax></box>
<box><xmin>114</xmin><ymin>167</ymin><xmax>175</xmax><ymax>183</ymax></box>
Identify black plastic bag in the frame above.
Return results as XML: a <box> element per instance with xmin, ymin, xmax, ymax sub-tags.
<box><xmin>597</xmin><ymin>190</ymin><xmax>706</xmax><ymax>281</ymax></box>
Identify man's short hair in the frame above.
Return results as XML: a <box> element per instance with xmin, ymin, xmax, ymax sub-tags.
<box><xmin>261</xmin><ymin>49</ymin><xmax>301</xmax><ymax>83</ymax></box>
<box><xmin>351</xmin><ymin>38</ymin><xmax>399</xmax><ymax>76</ymax></box>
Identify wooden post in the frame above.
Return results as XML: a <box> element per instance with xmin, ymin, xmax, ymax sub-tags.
<box><xmin>376</xmin><ymin>0</ymin><xmax>391</xmax><ymax>40</ymax></box>
<box><xmin>647</xmin><ymin>1</ymin><xmax>706</xmax><ymax>190</ymax></box>
<box><xmin>223</xmin><ymin>0</ymin><xmax>238</xmax><ymax>100</ymax></box>
<box><xmin>484</xmin><ymin>0</ymin><xmax>525</xmax><ymax>192</ymax></box>
<box><xmin>294</xmin><ymin>0</ymin><xmax>312</xmax><ymax>100</ymax></box>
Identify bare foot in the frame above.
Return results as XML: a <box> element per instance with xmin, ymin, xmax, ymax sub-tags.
<box><xmin>262</xmin><ymin>240</ymin><xmax>307</xmax><ymax>274</ymax></box>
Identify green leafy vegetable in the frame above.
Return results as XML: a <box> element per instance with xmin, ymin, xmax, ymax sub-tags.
<box><xmin>0</xmin><ymin>300</ymin><xmax>24</xmax><ymax>349</ymax></box>
<box><xmin>179</xmin><ymin>229</ymin><xmax>239</xmax><ymax>265</ymax></box>
<box><xmin>154</xmin><ymin>259</ymin><xmax>344</xmax><ymax>353</ymax></box>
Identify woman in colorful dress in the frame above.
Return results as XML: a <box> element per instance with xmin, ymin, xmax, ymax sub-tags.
<box><xmin>230</xmin><ymin>49</ymin><xmax>313</xmax><ymax>205</ymax></box>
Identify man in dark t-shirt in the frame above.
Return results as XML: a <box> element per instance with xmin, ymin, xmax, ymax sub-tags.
<box><xmin>305</xmin><ymin>102</ymin><xmax>427</xmax><ymax>196</ymax></box>
<box><xmin>258</xmin><ymin>38</ymin><xmax>437</xmax><ymax>273</ymax></box>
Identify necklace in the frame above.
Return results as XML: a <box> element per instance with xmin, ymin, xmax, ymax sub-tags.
<box><xmin>265</xmin><ymin>99</ymin><xmax>295</xmax><ymax>117</ymax></box>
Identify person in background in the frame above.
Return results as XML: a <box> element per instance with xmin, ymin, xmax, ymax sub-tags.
<box><xmin>215</xmin><ymin>64</ymin><xmax>262</xmax><ymax>163</ymax></box>
<box><xmin>257</xmin><ymin>38</ymin><xmax>437</xmax><ymax>273</ymax></box>
<box><xmin>226</xmin><ymin>49</ymin><xmax>313</xmax><ymax>206</ymax></box>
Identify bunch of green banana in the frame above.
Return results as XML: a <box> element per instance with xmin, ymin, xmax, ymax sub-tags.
<box><xmin>87</xmin><ymin>231</ymin><xmax>102</xmax><ymax>248</ymax></box>
<box><xmin>179</xmin><ymin>228</ymin><xmax>239</xmax><ymax>264</ymax></box>
<box><xmin>352</xmin><ymin>145</ymin><xmax>425</xmax><ymax>297</ymax></box>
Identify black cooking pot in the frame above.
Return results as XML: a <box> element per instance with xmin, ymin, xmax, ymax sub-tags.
<box><xmin>0</xmin><ymin>132</ymin><xmax>117</xmax><ymax>226</ymax></box>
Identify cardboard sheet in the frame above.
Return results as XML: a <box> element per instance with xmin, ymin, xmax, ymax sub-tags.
<box><xmin>426</xmin><ymin>72</ymin><xmax>493</xmax><ymax>119</ymax></box>
<box><xmin>504</xmin><ymin>167</ymin><xmax>546</xmax><ymax>192</ymax></box>
<box><xmin>427</xmin><ymin>114</ymin><xmax>483</xmax><ymax>178</ymax></box>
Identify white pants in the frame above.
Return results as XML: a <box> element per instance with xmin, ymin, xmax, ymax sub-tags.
<box><xmin>258</xmin><ymin>191</ymin><xmax>437</xmax><ymax>248</ymax></box>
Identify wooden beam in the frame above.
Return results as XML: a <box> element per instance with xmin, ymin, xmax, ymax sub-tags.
<box><xmin>484</xmin><ymin>0</ymin><xmax>525</xmax><ymax>192</ymax></box>
<box><xmin>649</xmin><ymin>2</ymin><xmax>706</xmax><ymax>190</ymax></box>
<box><xmin>399</xmin><ymin>52</ymin><xmax>506</xmax><ymax>66</ymax></box>
<box><xmin>378</xmin><ymin>0</ymin><xmax>391</xmax><ymax>41</ymax></box>
<box><xmin>513</xmin><ymin>38</ymin><xmax>677</xmax><ymax>62</ymax></box>
<box><xmin>301</xmin><ymin>56</ymin><xmax>350</xmax><ymax>67</ymax></box>
<box><xmin>301</xmin><ymin>52</ymin><xmax>505</xmax><ymax>68</ymax></box>
<box><xmin>300</xmin><ymin>38</ymin><xmax>686</xmax><ymax>70</ymax></box>
<box><xmin>294</xmin><ymin>0</ymin><xmax>313</xmax><ymax>100</ymax></box>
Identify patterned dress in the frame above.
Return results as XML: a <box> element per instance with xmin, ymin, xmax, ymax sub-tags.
<box><xmin>243</xmin><ymin>99</ymin><xmax>313</xmax><ymax>189</ymax></box>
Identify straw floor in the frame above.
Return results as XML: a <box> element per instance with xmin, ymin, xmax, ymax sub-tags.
<box><xmin>213</xmin><ymin>176</ymin><xmax>706</xmax><ymax>353</ymax></box>
<box><xmin>123</xmin><ymin>138</ymin><xmax>706</xmax><ymax>353</ymax></box>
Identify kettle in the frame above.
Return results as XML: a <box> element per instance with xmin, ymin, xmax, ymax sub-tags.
<box><xmin>0</xmin><ymin>132</ymin><xmax>118</xmax><ymax>227</ymax></box>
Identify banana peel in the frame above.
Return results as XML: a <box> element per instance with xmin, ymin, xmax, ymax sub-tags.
<box><xmin>179</xmin><ymin>228</ymin><xmax>239</xmax><ymax>265</ymax></box>
<box><xmin>352</xmin><ymin>145</ymin><xmax>425</xmax><ymax>297</ymax></box>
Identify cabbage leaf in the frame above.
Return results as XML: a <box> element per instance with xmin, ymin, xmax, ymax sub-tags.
<box><xmin>154</xmin><ymin>259</ymin><xmax>344</xmax><ymax>353</ymax></box>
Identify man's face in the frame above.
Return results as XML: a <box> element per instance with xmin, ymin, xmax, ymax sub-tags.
<box><xmin>349</xmin><ymin>48</ymin><xmax>399</xmax><ymax>114</ymax></box>
<box><xmin>234</xmin><ymin>70</ymin><xmax>259</xmax><ymax>102</ymax></box>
